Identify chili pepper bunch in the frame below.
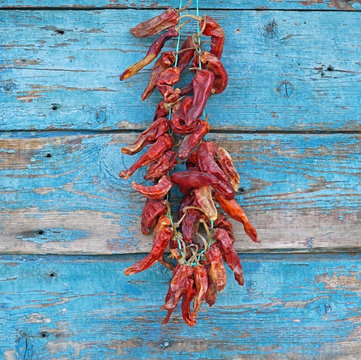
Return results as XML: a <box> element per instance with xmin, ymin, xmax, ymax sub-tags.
<box><xmin>119</xmin><ymin>2</ymin><xmax>259</xmax><ymax>326</ymax></box>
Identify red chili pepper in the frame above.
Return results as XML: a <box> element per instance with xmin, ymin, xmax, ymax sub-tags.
<box><xmin>120</xmin><ymin>27</ymin><xmax>178</xmax><ymax>81</ymax></box>
<box><xmin>144</xmin><ymin>150</ymin><xmax>177</xmax><ymax>182</ymax></box>
<box><xmin>177</xmin><ymin>36</ymin><xmax>196</xmax><ymax>73</ymax></box>
<box><xmin>170</xmin><ymin>96</ymin><xmax>197</xmax><ymax>135</ymax></box>
<box><xmin>179</xmin><ymin>81</ymin><xmax>193</xmax><ymax>96</ymax></box>
<box><xmin>181</xmin><ymin>277</ymin><xmax>197</xmax><ymax>326</ymax></box>
<box><xmin>171</xmin><ymin>170</ymin><xmax>232</xmax><ymax>199</ymax></box>
<box><xmin>214</xmin><ymin>192</ymin><xmax>259</xmax><ymax>243</ymax></box>
<box><xmin>119</xmin><ymin>134</ymin><xmax>174</xmax><ymax>180</ymax></box>
<box><xmin>130</xmin><ymin>8</ymin><xmax>179</xmax><ymax>38</ymax></box>
<box><xmin>141</xmin><ymin>198</ymin><xmax>167</xmax><ymax>235</ymax></box>
<box><xmin>201</xmin><ymin>51</ymin><xmax>228</xmax><ymax>94</ymax></box>
<box><xmin>178</xmin><ymin>192</ymin><xmax>195</xmax><ymax>219</ymax></box>
<box><xmin>192</xmin><ymin>265</ymin><xmax>208</xmax><ymax>318</ymax></box>
<box><xmin>124</xmin><ymin>215</ymin><xmax>173</xmax><ymax>275</ymax></box>
<box><xmin>215</xmin><ymin>145</ymin><xmax>240</xmax><ymax>192</ymax></box>
<box><xmin>197</xmin><ymin>141</ymin><xmax>234</xmax><ymax>199</ymax></box>
<box><xmin>181</xmin><ymin>207</ymin><xmax>203</xmax><ymax>243</ymax></box>
<box><xmin>214</xmin><ymin>228</ymin><xmax>244</xmax><ymax>286</ymax></box>
<box><xmin>132</xmin><ymin>175</ymin><xmax>173</xmax><ymax>200</ymax></box>
<box><xmin>142</xmin><ymin>51</ymin><xmax>175</xmax><ymax>101</ymax></box>
<box><xmin>121</xmin><ymin>117</ymin><xmax>169</xmax><ymax>156</ymax></box>
<box><xmin>199</xmin><ymin>16</ymin><xmax>225</xmax><ymax>58</ymax></box>
<box><xmin>162</xmin><ymin>264</ymin><xmax>193</xmax><ymax>325</ymax></box>
<box><xmin>153</xmin><ymin>101</ymin><xmax>169</xmax><ymax>121</ymax></box>
<box><xmin>186</xmin><ymin>151</ymin><xmax>198</xmax><ymax>169</ymax></box>
<box><xmin>185</xmin><ymin>69</ymin><xmax>214</xmax><ymax>126</ymax></box>
<box><xmin>205</xmin><ymin>244</ymin><xmax>227</xmax><ymax>292</ymax></box>
<box><xmin>213</xmin><ymin>213</ymin><xmax>235</xmax><ymax>243</ymax></box>
<box><xmin>193</xmin><ymin>185</ymin><xmax>217</xmax><ymax>221</ymax></box>
<box><xmin>205</xmin><ymin>274</ymin><xmax>218</xmax><ymax>307</ymax></box>
<box><xmin>178</xmin><ymin>119</ymin><xmax>210</xmax><ymax>160</ymax></box>
<box><xmin>156</xmin><ymin>67</ymin><xmax>181</xmax><ymax>103</ymax></box>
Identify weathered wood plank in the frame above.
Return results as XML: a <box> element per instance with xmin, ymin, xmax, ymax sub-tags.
<box><xmin>1</xmin><ymin>254</ymin><xmax>360</xmax><ymax>359</ymax></box>
<box><xmin>0</xmin><ymin>132</ymin><xmax>359</xmax><ymax>254</ymax></box>
<box><xmin>1</xmin><ymin>0</ymin><xmax>361</xmax><ymax>10</ymax></box>
<box><xmin>1</xmin><ymin>10</ymin><xmax>360</xmax><ymax>131</ymax></box>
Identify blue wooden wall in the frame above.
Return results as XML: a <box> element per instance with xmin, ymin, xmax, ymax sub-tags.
<box><xmin>0</xmin><ymin>1</ymin><xmax>360</xmax><ymax>359</ymax></box>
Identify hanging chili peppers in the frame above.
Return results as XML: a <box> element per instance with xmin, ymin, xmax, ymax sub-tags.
<box><xmin>119</xmin><ymin>1</ymin><xmax>259</xmax><ymax>326</ymax></box>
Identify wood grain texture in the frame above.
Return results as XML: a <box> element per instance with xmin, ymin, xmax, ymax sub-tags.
<box><xmin>1</xmin><ymin>254</ymin><xmax>360</xmax><ymax>359</ymax></box>
<box><xmin>1</xmin><ymin>10</ymin><xmax>361</xmax><ymax>131</ymax></box>
<box><xmin>0</xmin><ymin>132</ymin><xmax>359</xmax><ymax>254</ymax></box>
<box><xmin>1</xmin><ymin>0</ymin><xmax>361</xmax><ymax>10</ymax></box>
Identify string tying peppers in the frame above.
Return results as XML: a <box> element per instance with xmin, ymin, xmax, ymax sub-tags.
<box><xmin>119</xmin><ymin>1</ymin><xmax>260</xmax><ymax>326</ymax></box>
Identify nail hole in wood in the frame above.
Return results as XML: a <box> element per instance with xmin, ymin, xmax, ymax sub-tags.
<box><xmin>49</xmin><ymin>272</ymin><xmax>56</xmax><ymax>278</ymax></box>
<box><xmin>40</xmin><ymin>332</ymin><xmax>49</xmax><ymax>338</ymax></box>
<box><xmin>239</xmin><ymin>187</ymin><xmax>245</xmax><ymax>193</ymax></box>
<box><xmin>327</xmin><ymin>65</ymin><xmax>334</xmax><ymax>71</ymax></box>
<box><xmin>46</xmin><ymin>153</ymin><xmax>52</xmax><ymax>158</ymax></box>
<box><xmin>51</xmin><ymin>104</ymin><xmax>58</xmax><ymax>111</ymax></box>
<box><xmin>38</xmin><ymin>230</ymin><xmax>44</xmax><ymax>235</ymax></box>
<box><xmin>55</xmin><ymin>29</ymin><xmax>65</xmax><ymax>35</ymax></box>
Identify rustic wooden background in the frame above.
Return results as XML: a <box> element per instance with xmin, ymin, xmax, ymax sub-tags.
<box><xmin>1</xmin><ymin>0</ymin><xmax>360</xmax><ymax>359</ymax></box>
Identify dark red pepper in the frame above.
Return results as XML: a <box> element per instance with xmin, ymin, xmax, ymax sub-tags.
<box><xmin>215</xmin><ymin>145</ymin><xmax>240</xmax><ymax>192</ymax></box>
<box><xmin>213</xmin><ymin>213</ymin><xmax>235</xmax><ymax>243</ymax></box>
<box><xmin>205</xmin><ymin>244</ymin><xmax>227</xmax><ymax>292</ymax></box>
<box><xmin>181</xmin><ymin>277</ymin><xmax>197</xmax><ymax>326</ymax></box>
<box><xmin>156</xmin><ymin>67</ymin><xmax>181</xmax><ymax>103</ymax></box>
<box><xmin>144</xmin><ymin>150</ymin><xmax>177</xmax><ymax>182</ymax></box>
<box><xmin>141</xmin><ymin>198</ymin><xmax>167</xmax><ymax>235</ymax></box>
<box><xmin>170</xmin><ymin>96</ymin><xmax>197</xmax><ymax>135</ymax></box>
<box><xmin>132</xmin><ymin>175</ymin><xmax>173</xmax><ymax>199</ymax></box>
<box><xmin>199</xmin><ymin>16</ymin><xmax>225</xmax><ymax>58</ymax></box>
<box><xmin>201</xmin><ymin>51</ymin><xmax>228</xmax><ymax>94</ymax></box>
<box><xmin>192</xmin><ymin>265</ymin><xmax>208</xmax><ymax>318</ymax></box>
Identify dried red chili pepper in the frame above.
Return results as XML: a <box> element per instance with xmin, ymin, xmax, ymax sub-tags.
<box><xmin>185</xmin><ymin>69</ymin><xmax>214</xmax><ymax>126</ymax></box>
<box><xmin>201</xmin><ymin>51</ymin><xmax>228</xmax><ymax>94</ymax></box>
<box><xmin>206</xmin><ymin>245</ymin><xmax>227</xmax><ymax>292</ymax></box>
<box><xmin>177</xmin><ymin>36</ymin><xmax>196</xmax><ymax>73</ymax></box>
<box><xmin>124</xmin><ymin>215</ymin><xmax>173</xmax><ymax>275</ymax></box>
<box><xmin>162</xmin><ymin>264</ymin><xmax>193</xmax><ymax>325</ymax></box>
<box><xmin>192</xmin><ymin>265</ymin><xmax>208</xmax><ymax>318</ymax></box>
<box><xmin>199</xmin><ymin>16</ymin><xmax>225</xmax><ymax>58</ymax></box>
<box><xmin>213</xmin><ymin>213</ymin><xmax>235</xmax><ymax>243</ymax></box>
<box><xmin>215</xmin><ymin>145</ymin><xmax>240</xmax><ymax>192</ymax></box>
<box><xmin>193</xmin><ymin>185</ymin><xmax>217</xmax><ymax>221</ymax></box>
<box><xmin>144</xmin><ymin>150</ymin><xmax>177</xmax><ymax>182</ymax></box>
<box><xmin>214</xmin><ymin>192</ymin><xmax>259</xmax><ymax>243</ymax></box>
<box><xmin>181</xmin><ymin>207</ymin><xmax>203</xmax><ymax>244</ymax></box>
<box><xmin>130</xmin><ymin>8</ymin><xmax>179</xmax><ymax>38</ymax></box>
<box><xmin>120</xmin><ymin>27</ymin><xmax>178</xmax><ymax>81</ymax></box>
<box><xmin>178</xmin><ymin>119</ymin><xmax>210</xmax><ymax>160</ymax></box>
<box><xmin>156</xmin><ymin>67</ymin><xmax>181</xmax><ymax>103</ymax></box>
<box><xmin>186</xmin><ymin>151</ymin><xmax>198</xmax><ymax>169</ymax></box>
<box><xmin>121</xmin><ymin>117</ymin><xmax>169</xmax><ymax>156</ymax></box>
<box><xmin>142</xmin><ymin>51</ymin><xmax>175</xmax><ymax>101</ymax></box>
<box><xmin>119</xmin><ymin>133</ymin><xmax>174</xmax><ymax>180</ymax></box>
<box><xmin>214</xmin><ymin>228</ymin><xmax>244</xmax><ymax>286</ymax></box>
<box><xmin>178</xmin><ymin>192</ymin><xmax>195</xmax><ymax>219</ymax></box>
<box><xmin>132</xmin><ymin>175</ymin><xmax>173</xmax><ymax>200</ymax></box>
<box><xmin>205</xmin><ymin>274</ymin><xmax>218</xmax><ymax>307</ymax></box>
<box><xmin>153</xmin><ymin>101</ymin><xmax>169</xmax><ymax>121</ymax></box>
<box><xmin>179</xmin><ymin>81</ymin><xmax>193</xmax><ymax>96</ymax></box>
<box><xmin>170</xmin><ymin>96</ymin><xmax>197</xmax><ymax>135</ymax></box>
<box><xmin>197</xmin><ymin>141</ymin><xmax>234</xmax><ymax>199</ymax></box>
<box><xmin>141</xmin><ymin>198</ymin><xmax>167</xmax><ymax>235</ymax></box>
<box><xmin>181</xmin><ymin>277</ymin><xmax>197</xmax><ymax>326</ymax></box>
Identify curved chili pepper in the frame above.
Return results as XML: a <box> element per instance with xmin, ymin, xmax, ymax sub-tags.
<box><xmin>120</xmin><ymin>27</ymin><xmax>178</xmax><ymax>81</ymax></box>
<box><xmin>132</xmin><ymin>175</ymin><xmax>173</xmax><ymax>200</ymax></box>
<box><xmin>186</xmin><ymin>151</ymin><xmax>198</xmax><ymax>169</ymax></box>
<box><xmin>192</xmin><ymin>265</ymin><xmax>208</xmax><ymax>318</ymax></box>
<box><xmin>170</xmin><ymin>96</ymin><xmax>197</xmax><ymax>135</ymax></box>
<box><xmin>124</xmin><ymin>215</ymin><xmax>173</xmax><ymax>275</ymax></box>
<box><xmin>171</xmin><ymin>170</ymin><xmax>232</xmax><ymax>199</ymax></box>
<box><xmin>181</xmin><ymin>207</ymin><xmax>203</xmax><ymax>243</ymax></box>
<box><xmin>177</xmin><ymin>36</ymin><xmax>196</xmax><ymax>73</ymax></box>
<box><xmin>142</xmin><ymin>51</ymin><xmax>175</xmax><ymax>101</ymax></box>
<box><xmin>162</xmin><ymin>264</ymin><xmax>193</xmax><ymax>325</ymax></box>
<box><xmin>141</xmin><ymin>198</ymin><xmax>167</xmax><ymax>235</ymax></box>
<box><xmin>197</xmin><ymin>141</ymin><xmax>234</xmax><ymax>199</ymax></box>
<box><xmin>156</xmin><ymin>67</ymin><xmax>181</xmax><ymax>103</ymax></box>
<box><xmin>121</xmin><ymin>117</ymin><xmax>169</xmax><ymax>155</ymax></box>
<box><xmin>215</xmin><ymin>145</ymin><xmax>240</xmax><ymax>192</ymax></box>
<box><xmin>193</xmin><ymin>185</ymin><xmax>217</xmax><ymax>221</ymax></box>
<box><xmin>119</xmin><ymin>134</ymin><xmax>174</xmax><ymax>180</ymax></box>
<box><xmin>178</xmin><ymin>119</ymin><xmax>210</xmax><ymax>160</ymax></box>
<box><xmin>200</xmin><ymin>51</ymin><xmax>228</xmax><ymax>94</ymax></box>
<box><xmin>179</xmin><ymin>81</ymin><xmax>193</xmax><ymax>96</ymax></box>
<box><xmin>205</xmin><ymin>274</ymin><xmax>218</xmax><ymax>307</ymax></box>
<box><xmin>130</xmin><ymin>8</ymin><xmax>179</xmax><ymax>38</ymax></box>
<box><xmin>199</xmin><ymin>16</ymin><xmax>225</xmax><ymax>58</ymax></box>
<box><xmin>214</xmin><ymin>192</ymin><xmax>259</xmax><ymax>243</ymax></box>
<box><xmin>181</xmin><ymin>277</ymin><xmax>197</xmax><ymax>326</ymax></box>
<box><xmin>205</xmin><ymin>244</ymin><xmax>227</xmax><ymax>292</ymax></box>
<box><xmin>144</xmin><ymin>150</ymin><xmax>177</xmax><ymax>182</ymax></box>
<box><xmin>185</xmin><ymin>69</ymin><xmax>214</xmax><ymax>127</ymax></box>
<box><xmin>213</xmin><ymin>213</ymin><xmax>235</xmax><ymax>243</ymax></box>
<box><xmin>178</xmin><ymin>192</ymin><xmax>195</xmax><ymax>218</ymax></box>
<box><xmin>214</xmin><ymin>228</ymin><xmax>244</xmax><ymax>286</ymax></box>
<box><xmin>153</xmin><ymin>101</ymin><xmax>169</xmax><ymax>121</ymax></box>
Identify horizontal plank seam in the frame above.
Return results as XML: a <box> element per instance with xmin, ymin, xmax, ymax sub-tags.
<box><xmin>0</xmin><ymin>129</ymin><xmax>360</xmax><ymax>135</ymax></box>
<box><xmin>0</xmin><ymin>7</ymin><xmax>360</xmax><ymax>12</ymax></box>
